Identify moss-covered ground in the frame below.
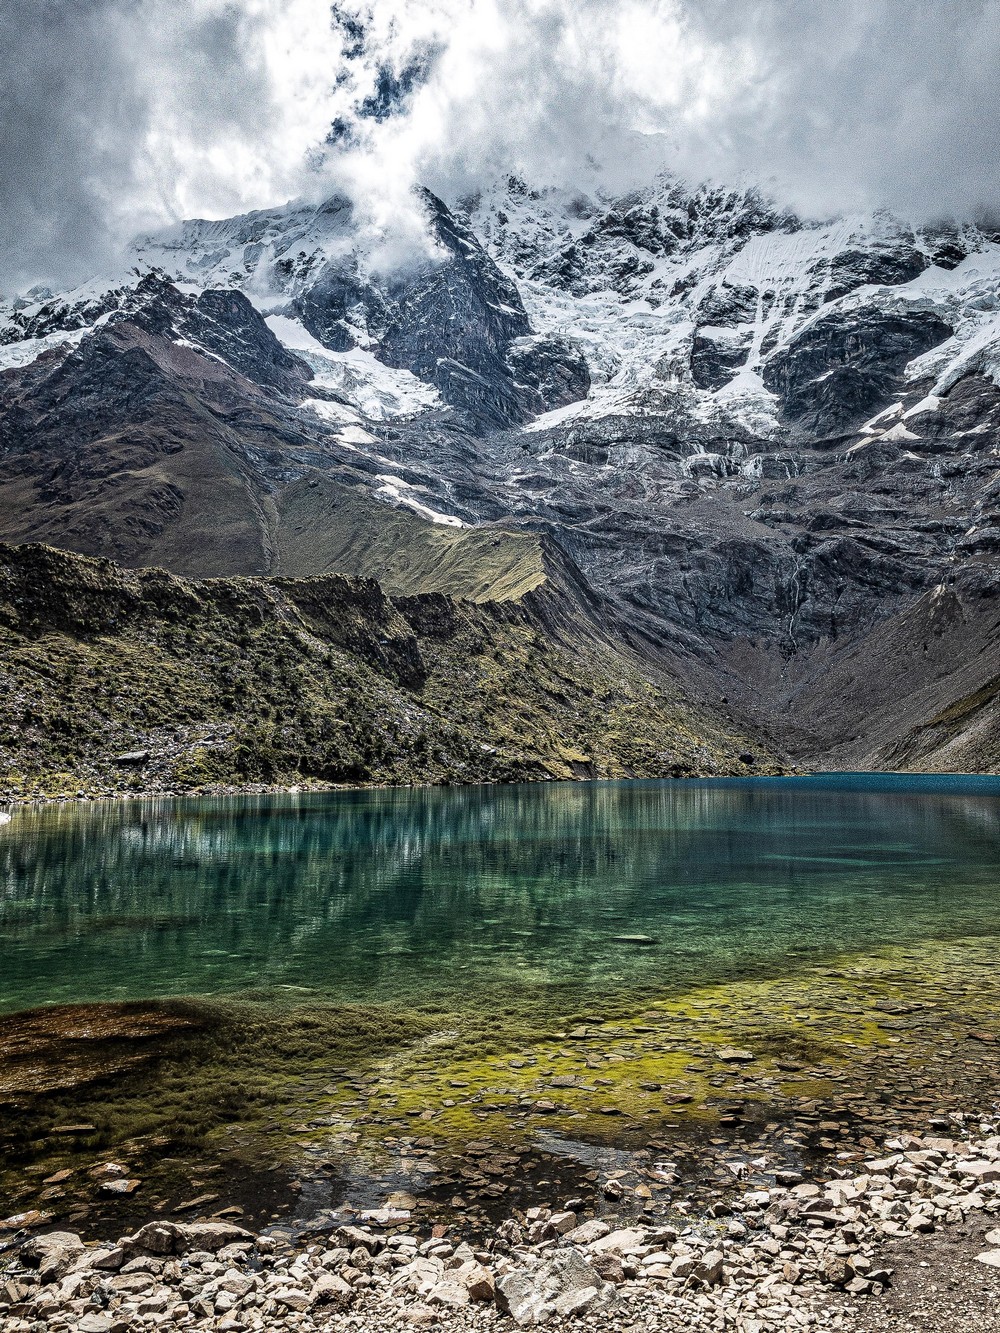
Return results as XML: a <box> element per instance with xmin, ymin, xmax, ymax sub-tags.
<box><xmin>3</xmin><ymin>935</ymin><xmax>998</xmax><ymax>1235</ymax></box>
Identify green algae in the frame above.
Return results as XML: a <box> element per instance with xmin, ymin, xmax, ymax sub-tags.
<box><xmin>3</xmin><ymin>932</ymin><xmax>1000</xmax><ymax>1228</ymax></box>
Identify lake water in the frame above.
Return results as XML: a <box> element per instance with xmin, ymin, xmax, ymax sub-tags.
<box><xmin>3</xmin><ymin>773</ymin><xmax>1000</xmax><ymax>1018</ymax></box>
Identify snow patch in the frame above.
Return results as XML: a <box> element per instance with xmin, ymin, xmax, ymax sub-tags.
<box><xmin>374</xmin><ymin>475</ymin><xmax>465</xmax><ymax>527</ymax></box>
<box><xmin>265</xmin><ymin>315</ymin><xmax>443</xmax><ymax>421</ymax></box>
<box><xmin>0</xmin><ymin>317</ymin><xmax>110</xmax><ymax>372</ymax></box>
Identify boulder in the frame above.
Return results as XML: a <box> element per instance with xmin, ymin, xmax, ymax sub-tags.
<box><xmin>562</xmin><ymin>1218</ymin><xmax>609</xmax><ymax>1245</ymax></box>
<box><xmin>694</xmin><ymin>1249</ymin><xmax>726</xmax><ymax>1285</ymax></box>
<box><xmin>310</xmin><ymin>1272</ymin><xmax>354</xmax><ymax>1309</ymax></box>
<box><xmin>122</xmin><ymin>1220</ymin><xmax>254</xmax><ymax>1257</ymax></box>
<box><xmin>495</xmin><ymin>1270</ymin><xmax>549</xmax><ymax>1326</ymax></box>
<box><xmin>19</xmin><ymin>1231</ymin><xmax>85</xmax><ymax>1282</ymax></box>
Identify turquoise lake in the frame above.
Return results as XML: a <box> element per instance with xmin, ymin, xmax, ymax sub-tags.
<box><xmin>3</xmin><ymin>773</ymin><xmax>1000</xmax><ymax>1018</ymax></box>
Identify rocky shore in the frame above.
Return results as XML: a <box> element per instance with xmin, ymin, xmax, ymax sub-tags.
<box><xmin>3</xmin><ymin>1113</ymin><xmax>999</xmax><ymax>1333</ymax></box>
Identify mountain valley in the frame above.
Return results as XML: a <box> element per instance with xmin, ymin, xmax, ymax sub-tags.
<box><xmin>3</xmin><ymin>173</ymin><xmax>1000</xmax><ymax>785</ymax></box>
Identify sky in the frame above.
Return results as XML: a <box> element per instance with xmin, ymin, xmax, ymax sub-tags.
<box><xmin>2</xmin><ymin>0</ymin><xmax>999</xmax><ymax>292</ymax></box>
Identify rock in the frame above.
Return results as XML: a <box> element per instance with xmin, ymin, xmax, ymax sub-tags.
<box><xmin>172</xmin><ymin>1192</ymin><xmax>219</xmax><ymax>1212</ymax></box>
<box><xmin>589</xmin><ymin>1227</ymin><xmax>646</xmax><ymax>1254</ymax></box>
<box><xmin>693</xmin><ymin>1249</ymin><xmax>726</xmax><ymax>1285</ymax></box>
<box><xmin>495</xmin><ymin>1270</ymin><xmax>547</xmax><ymax>1326</ymax></box>
<box><xmin>359</xmin><ymin>1207</ymin><xmax>411</xmax><ymax>1226</ymax></box>
<box><xmin>0</xmin><ymin>1210</ymin><xmax>52</xmax><ymax>1232</ymax></box>
<box><xmin>274</xmin><ymin>1287</ymin><xmax>311</xmax><ymax>1311</ymax></box>
<box><xmin>91</xmin><ymin>1247</ymin><xmax>126</xmax><ymax>1271</ymax></box>
<box><xmin>427</xmin><ymin>1280</ymin><xmax>471</xmax><ymax>1307</ymax></box>
<box><xmin>99</xmin><ymin>1178</ymin><xmax>141</xmax><ymax>1195</ymax></box>
<box><xmin>716</xmin><ymin>1047</ymin><xmax>755</xmax><ymax>1063</ymax></box>
<box><xmin>76</xmin><ymin>1316</ymin><xmax>114</xmax><ymax>1333</ymax></box>
<box><xmin>401</xmin><ymin>1305</ymin><xmax>437</xmax><ymax>1326</ymax></box>
<box><xmin>762</xmin><ymin>304</ymin><xmax>952</xmax><ymax>436</ymax></box>
<box><xmin>123</xmin><ymin>1220</ymin><xmax>254</xmax><ymax>1257</ymax></box>
<box><xmin>552</xmin><ymin>1284</ymin><xmax>601</xmax><ymax>1316</ymax></box>
<box><xmin>589</xmin><ymin>1252</ymin><xmax>626</xmax><ymax>1284</ymax></box>
<box><xmin>19</xmin><ymin>1231</ymin><xmax>85</xmax><ymax>1282</ymax></box>
<box><xmin>310</xmin><ymin>1271</ymin><xmax>355</xmax><ymax>1308</ymax></box>
<box><xmin>822</xmin><ymin>1254</ymin><xmax>853</xmax><ymax>1286</ymax></box>
<box><xmin>548</xmin><ymin>1248</ymin><xmax>605</xmax><ymax>1295</ymax></box>
<box><xmin>454</xmin><ymin>1260</ymin><xmax>495</xmax><ymax>1302</ymax></box>
<box><xmin>562</xmin><ymin>1219</ymin><xmax>610</xmax><ymax>1245</ymax></box>
<box><xmin>337</xmin><ymin>1225</ymin><xmax>384</xmax><ymax>1252</ymax></box>
<box><xmin>959</xmin><ymin>1160</ymin><xmax>1000</xmax><ymax>1183</ymax></box>
<box><xmin>385</xmin><ymin>1191</ymin><xmax>418</xmax><ymax>1210</ymax></box>
<box><xmin>41</xmin><ymin>1169</ymin><xmax>74</xmax><ymax>1185</ymax></box>
<box><xmin>974</xmin><ymin>1250</ymin><xmax>1000</xmax><ymax>1269</ymax></box>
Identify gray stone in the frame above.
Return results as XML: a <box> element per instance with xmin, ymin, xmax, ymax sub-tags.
<box><xmin>693</xmin><ymin>1249</ymin><xmax>726</xmax><ymax>1285</ymax></box>
<box><xmin>562</xmin><ymin>1219</ymin><xmax>610</xmax><ymax>1245</ymax></box>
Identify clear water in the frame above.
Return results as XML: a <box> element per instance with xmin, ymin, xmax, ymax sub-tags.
<box><xmin>2</xmin><ymin>774</ymin><xmax>1000</xmax><ymax>1016</ymax></box>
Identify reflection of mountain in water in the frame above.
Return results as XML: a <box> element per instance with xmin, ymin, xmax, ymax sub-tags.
<box><xmin>2</xmin><ymin>777</ymin><xmax>1000</xmax><ymax>1013</ymax></box>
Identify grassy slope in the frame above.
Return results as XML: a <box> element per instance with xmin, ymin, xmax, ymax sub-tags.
<box><xmin>0</xmin><ymin>541</ymin><xmax>774</xmax><ymax>800</ymax></box>
<box><xmin>272</xmin><ymin>476</ymin><xmax>547</xmax><ymax>600</ymax></box>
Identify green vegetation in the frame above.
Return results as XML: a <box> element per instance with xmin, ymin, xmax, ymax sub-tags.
<box><xmin>275</xmin><ymin>477</ymin><xmax>549</xmax><ymax>601</ymax></box>
<box><xmin>4</xmin><ymin>936</ymin><xmax>999</xmax><ymax>1225</ymax></box>
<box><xmin>0</xmin><ymin>540</ymin><xmax>772</xmax><ymax>799</ymax></box>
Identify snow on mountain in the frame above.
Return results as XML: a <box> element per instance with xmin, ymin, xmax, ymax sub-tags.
<box><xmin>457</xmin><ymin>175</ymin><xmax>1000</xmax><ymax>451</ymax></box>
<box><xmin>265</xmin><ymin>313</ymin><xmax>443</xmax><ymax>421</ymax></box>
<box><xmin>132</xmin><ymin>195</ymin><xmax>361</xmax><ymax>305</ymax></box>
<box><xmin>3</xmin><ymin>168</ymin><xmax>1000</xmax><ymax>453</ymax></box>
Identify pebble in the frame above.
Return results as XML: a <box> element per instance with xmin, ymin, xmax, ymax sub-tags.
<box><xmin>2</xmin><ymin>1114</ymin><xmax>999</xmax><ymax>1331</ymax></box>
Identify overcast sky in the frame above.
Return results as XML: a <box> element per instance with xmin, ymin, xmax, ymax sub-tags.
<box><xmin>3</xmin><ymin>0</ymin><xmax>999</xmax><ymax>292</ymax></box>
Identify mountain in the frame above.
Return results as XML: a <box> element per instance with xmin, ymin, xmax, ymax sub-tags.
<box><xmin>0</xmin><ymin>539</ymin><xmax>771</xmax><ymax>800</ymax></box>
<box><xmin>2</xmin><ymin>173</ymin><xmax>1000</xmax><ymax>779</ymax></box>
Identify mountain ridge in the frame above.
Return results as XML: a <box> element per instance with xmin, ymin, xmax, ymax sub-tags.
<box><xmin>0</xmin><ymin>539</ymin><xmax>773</xmax><ymax>799</ymax></box>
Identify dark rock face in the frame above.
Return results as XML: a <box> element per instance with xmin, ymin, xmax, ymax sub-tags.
<box><xmin>293</xmin><ymin>268</ymin><xmax>367</xmax><ymax>353</ymax></box>
<box><xmin>375</xmin><ymin>192</ymin><xmax>532</xmax><ymax>428</ymax></box>
<box><xmin>762</xmin><ymin>307</ymin><xmax>953</xmax><ymax>437</ymax></box>
<box><xmin>188</xmin><ymin>288</ymin><xmax>313</xmax><ymax>394</ymax></box>
<box><xmin>292</xmin><ymin>190</ymin><xmax>592</xmax><ymax>429</ymax></box>
<box><xmin>506</xmin><ymin>335</ymin><xmax>592</xmax><ymax>411</ymax></box>
<box><xmin>823</xmin><ymin>245</ymin><xmax>928</xmax><ymax>301</ymax></box>
<box><xmin>695</xmin><ymin>282</ymin><xmax>759</xmax><ymax>326</ymax></box>
<box><xmin>691</xmin><ymin>329</ymin><xmax>753</xmax><ymax>390</ymax></box>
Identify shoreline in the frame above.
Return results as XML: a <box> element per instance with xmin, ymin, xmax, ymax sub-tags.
<box><xmin>3</xmin><ymin>1110</ymin><xmax>999</xmax><ymax>1331</ymax></box>
<box><xmin>4</xmin><ymin>933</ymin><xmax>1000</xmax><ymax>1251</ymax></box>
<box><xmin>3</xmin><ymin>765</ymin><xmax>997</xmax><ymax>812</ymax></box>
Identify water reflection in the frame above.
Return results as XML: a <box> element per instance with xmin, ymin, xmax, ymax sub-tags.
<box><xmin>1</xmin><ymin>774</ymin><xmax>999</xmax><ymax>1013</ymax></box>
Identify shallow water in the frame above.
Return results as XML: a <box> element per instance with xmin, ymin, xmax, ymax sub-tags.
<box><xmin>3</xmin><ymin>773</ymin><xmax>1000</xmax><ymax>1016</ymax></box>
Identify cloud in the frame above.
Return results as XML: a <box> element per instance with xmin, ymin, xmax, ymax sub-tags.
<box><xmin>3</xmin><ymin>0</ymin><xmax>1000</xmax><ymax>293</ymax></box>
<box><xmin>0</xmin><ymin>0</ymin><xmax>341</xmax><ymax>292</ymax></box>
<box><xmin>333</xmin><ymin>0</ymin><xmax>1000</xmax><ymax>222</ymax></box>
<box><xmin>676</xmin><ymin>0</ymin><xmax>1000</xmax><ymax>221</ymax></box>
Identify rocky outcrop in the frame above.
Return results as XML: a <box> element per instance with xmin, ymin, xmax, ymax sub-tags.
<box><xmin>762</xmin><ymin>306</ymin><xmax>953</xmax><ymax>437</ymax></box>
<box><xmin>0</xmin><ymin>540</ymin><xmax>773</xmax><ymax>799</ymax></box>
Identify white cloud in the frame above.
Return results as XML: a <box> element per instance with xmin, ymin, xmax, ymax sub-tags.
<box><xmin>3</xmin><ymin>0</ymin><xmax>999</xmax><ymax>292</ymax></box>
